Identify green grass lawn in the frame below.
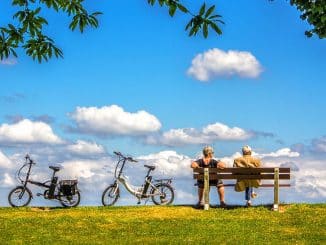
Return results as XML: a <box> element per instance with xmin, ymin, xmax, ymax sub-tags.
<box><xmin>0</xmin><ymin>204</ymin><xmax>325</xmax><ymax>244</ymax></box>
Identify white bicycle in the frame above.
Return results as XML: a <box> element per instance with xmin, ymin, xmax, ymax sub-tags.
<box><xmin>102</xmin><ymin>151</ymin><xmax>174</xmax><ymax>206</ymax></box>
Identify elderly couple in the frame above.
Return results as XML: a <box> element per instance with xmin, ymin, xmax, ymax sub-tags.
<box><xmin>191</xmin><ymin>145</ymin><xmax>261</xmax><ymax>208</ymax></box>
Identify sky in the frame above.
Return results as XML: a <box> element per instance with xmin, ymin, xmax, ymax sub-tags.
<box><xmin>0</xmin><ymin>0</ymin><xmax>325</xmax><ymax>207</ymax></box>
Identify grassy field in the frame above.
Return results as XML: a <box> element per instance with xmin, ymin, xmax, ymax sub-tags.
<box><xmin>0</xmin><ymin>204</ymin><xmax>325</xmax><ymax>244</ymax></box>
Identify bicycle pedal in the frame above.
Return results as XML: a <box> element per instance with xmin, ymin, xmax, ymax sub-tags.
<box><xmin>137</xmin><ymin>201</ymin><xmax>141</xmax><ymax>204</ymax></box>
<box><xmin>36</xmin><ymin>193</ymin><xmax>42</xmax><ymax>196</ymax></box>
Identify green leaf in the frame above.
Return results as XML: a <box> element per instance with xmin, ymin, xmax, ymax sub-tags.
<box><xmin>199</xmin><ymin>3</ymin><xmax>206</xmax><ymax>16</ymax></box>
<box><xmin>205</xmin><ymin>5</ymin><xmax>215</xmax><ymax>18</ymax></box>
<box><xmin>158</xmin><ymin>0</ymin><xmax>164</xmax><ymax>7</ymax></box>
<box><xmin>209</xmin><ymin>14</ymin><xmax>222</xmax><ymax>19</ymax></box>
<box><xmin>185</xmin><ymin>19</ymin><xmax>194</xmax><ymax>31</ymax></box>
<box><xmin>35</xmin><ymin>7</ymin><xmax>42</xmax><ymax>15</ymax></box>
<box><xmin>169</xmin><ymin>5</ymin><xmax>177</xmax><ymax>17</ymax></box>
<box><xmin>177</xmin><ymin>3</ymin><xmax>188</xmax><ymax>13</ymax></box>
<box><xmin>209</xmin><ymin>21</ymin><xmax>222</xmax><ymax>35</ymax></box>
<box><xmin>203</xmin><ymin>23</ymin><xmax>208</xmax><ymax>38</ymax></box>
<box><xmin>91</xmin><ymin>11</ymin><xmax>103</xmax><ymax>16</ymax></box>
<box><xmin>148</xmin><ymin>0</ymin><xmax>156</xmax><ymax>6</ymax></box>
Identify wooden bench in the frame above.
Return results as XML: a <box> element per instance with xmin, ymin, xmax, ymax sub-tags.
<box><xmin>193</xmin><ymin>167</ymin><xmax>291</xmax><ymax>211</ymax></box>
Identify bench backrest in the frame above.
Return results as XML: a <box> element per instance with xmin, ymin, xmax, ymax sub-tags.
<box><xmin>193</xmin><ymin>167</ymin><xmax>291</xmax><ymax>180</ymax></box>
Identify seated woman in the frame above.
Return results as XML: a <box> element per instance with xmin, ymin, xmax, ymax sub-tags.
<box><xmin>233</xmin><ymin>145</ymin><xmax>261</xmax><ymax>207</ymax></box>
<box><xmin>191</xmin><ymin>146</ymin><xmax>226</xmax><ymax>208</ymax></box>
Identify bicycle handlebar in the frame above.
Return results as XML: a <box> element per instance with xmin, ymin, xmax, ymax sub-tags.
<box><xmin>113</xmin><ymin>151</ymin><xmax>138</xmax><ymax>162</ymax></box>
<box><xmin>25</xmin><ymin>154</ymin><xmax>36</xmax><ymax>165</ymax></box>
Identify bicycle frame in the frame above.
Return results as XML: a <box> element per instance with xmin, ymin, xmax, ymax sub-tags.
<box><xmin>111</xmin><ymin>152</ymin><xmax>172</xmax><ymax>200</ymax></box>
<box><xmin>17</xmin><ymin>156</ymin><xmax>60</xmax><ymax>199</ymax></box>
<box><xmin>9</xmin><ymin>155</ymin><xmax>81</xmax><ymax>208</ymax></box>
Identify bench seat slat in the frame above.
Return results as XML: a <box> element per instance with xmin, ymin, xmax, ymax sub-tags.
<box><xmin>193</xmin><ymin>167</ymin><xmax>290</xmax><ymax>174</ymax></box>
<box><xmin>204</xmin><ymin>183</ymin><xmax>291</xmax><ymax>187</ymax></box>
<box><xmin>193</xmin><ymin>174</ymin><xmax>290</xmax><ymax>180</ymax></box>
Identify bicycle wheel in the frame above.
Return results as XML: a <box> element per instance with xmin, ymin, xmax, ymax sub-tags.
<box><xmin>151</xmin><ymin>183</ymin><xmax>174</xmax><ymax>205</ymax></box>
<box><xmin>59</xmin><ymin>191</ymin><xmax>81</xmax><ymax>207</ymax></box>
<box><xmin>8</xmin><ymin>186</ymin><xmax>32</xmax><ymax>207</ymax></box>
<box><xmin>102</xmin><ymin>185</ymin><xmax>120</xmax><ymax>206</ymax></box>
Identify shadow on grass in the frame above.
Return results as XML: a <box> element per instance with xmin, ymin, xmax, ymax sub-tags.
<box><xmin>174</xmin><ymin>203</ymin><xmax>277</xmax><ymax>211</ymax></box>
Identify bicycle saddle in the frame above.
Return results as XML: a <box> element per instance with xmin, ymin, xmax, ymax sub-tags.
<box><xmin>49</xmin><ymin>166</ymin><xmax>61</xmax><ymax>172</ymax></box>
<box><xmin>144</xmin><ymin>165</ymin><xmax>155</xmax><ymax>171</ymax></box>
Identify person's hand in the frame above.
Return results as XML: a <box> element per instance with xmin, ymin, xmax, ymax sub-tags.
<box><xmin>217</xmin><ymin>161</ymin><xmax>226</xmax><ymax>169</ymax></box>
<box><xmin>191</xmin><ymin>161</ymin><xmax>199</xmax><ymax>168</ymax></box>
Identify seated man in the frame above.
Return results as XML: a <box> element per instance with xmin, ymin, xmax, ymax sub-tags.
<box><xmin>191</xmin><ymin>146</ymin><xmax>226</xmax><ymax>208</ymax></box>
<box><xmin>233</xmin><ymin>145</ymin><xmax>261</xmax><ymax>207</ymax></box>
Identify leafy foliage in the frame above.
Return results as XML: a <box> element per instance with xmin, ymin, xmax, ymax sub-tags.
<box><xmin>148</xmin><ymin>0</ymin><xmax>224</xmax><ymax>38</ymax></box>
<box><xmin>290</xmin><ymin>0</ymin><xmax>326</xmax><ymax>38</ymax></box>
<box><xmin>0</xmin><ymin>0</ymin><xmax>102</xmax><ymax>62</ymax></box>
<box><xmin>1</xmin><ymin>0</ymin><xmax>325</xmax><ymax>63</ymax></box>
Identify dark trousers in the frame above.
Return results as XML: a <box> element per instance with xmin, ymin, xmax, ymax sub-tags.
<box><xmin>245</xmin><ymin>187</ymin><xmax>253</xmax><ymax>201</ymax></box>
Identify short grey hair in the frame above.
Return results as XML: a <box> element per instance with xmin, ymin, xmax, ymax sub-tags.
<box><xmin>242</xmin><ymin>145</ymin><xmax>252</xmax><ymax>155</ymax></box>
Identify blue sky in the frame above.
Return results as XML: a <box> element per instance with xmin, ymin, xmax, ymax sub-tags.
<box><xmin>0</xmin><ymin>0</ymin><xmax>325</xmax><ymax>206</ymax></box>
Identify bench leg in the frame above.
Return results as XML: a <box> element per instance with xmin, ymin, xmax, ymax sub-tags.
<box><xmin>204</xmin><ymin>168</ymin><xmax>209</xmax><ymax>210</ymax></box>
<box><xmin>273</xmin><ymin>168</ymin><xmax>279</xmax><ymax>211</ymax></box>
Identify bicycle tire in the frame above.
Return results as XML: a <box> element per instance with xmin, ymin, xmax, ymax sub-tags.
<box><xmin>150</xmin><ymin>183</ymin><xmax>174</xmax><ymax>205</ymax></box>
<box><xmin>59</xmin><ymin>190</ymin><xmax>81</xmax><ymax>207</ymax></box>
<box><xmin>8</xmin><ymin>186</ymin><xmax>32</xmax><ymax>207</ymax></box>
<box><xmin>102</xmin><ymin>185</ymin><xmax>120</xmax><ymax>206</ymax></box>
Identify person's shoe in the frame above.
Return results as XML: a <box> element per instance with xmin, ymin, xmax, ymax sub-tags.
<box><xmin>251</xmin><ymin>192</ymin><xmax>258</xmax><ymax>199</ymax></box>
<box><xmin>246</xmin><ymin>201</ymin><xmax>252</xmax><ymax>207</ymax></box>
<box><xmin>220</xmin><ymin>201</ymin><xmax>227</xmax><ymax>208</ymax></box>
<box><xmin>194</xmin><ymin>202</ymin><xmax>204</xmax><ymax>209</ymax></box>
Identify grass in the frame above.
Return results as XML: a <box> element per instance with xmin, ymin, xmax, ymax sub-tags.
<box><xmin>0</xmin><ymin>204</ymin><xmax>325</xmax><ymax>244</ymax></box>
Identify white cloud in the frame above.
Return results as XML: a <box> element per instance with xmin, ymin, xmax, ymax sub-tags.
<box><xmin>0</xmin><ymin>58</ymin><xmax>17</xmax><ymax>66</ymax></box>
<box><xmin>70</xmin><ymin>105</ymin><xmax>162</xmax><ymax>136</ymax></box>
<box><xmin>146</xmin><ymin>122</ymin><xmax>252</xmax><ymax>146</ymax></box>
<box><xmin>0</xmin><ymin>173</ymin><xmax>15</xmax><ymax>187</ymax></box>
<box><xmin>311</xmin><ymin>136</ymin><xmax>326</xmax><ymax>153</ymax></box>
<box><xmin>60</xmin><ymin>159</ymin><xmax>107</xmax><ymax>179</ymax></box>
<box><xmin>220</xmin><ymin>152</ymin><xmax>243</xmax><ymax>167</ymax></box>
<box><xmin>256</xmin><ymin>148</ymin><xmax>300</xmax><ymax>158</ymax></box>
<box><xmin>0</xmin><ymin>119</ymin><xmax>64</xmax><ymax>145</ymax></box>
<box><xmin>203</xmin><ymin>123</ymin><xmax>251</xmax><ymax>140</ymax></box>
<box><xmin>187</xmin><ymin>48</ymin><xmax>263</xmax><ymax>81</ymax></box>
<box><xmin>66</xmin><ymin>140</ymin><xmax>106</xmax><ymax>155</ymax></box>
<box><xmin>0</xmin><ymin>150</ymin><xmax>13</xmax><ymax>169</ymax></box>
<box><xmin>0</xmin><ymin>147</ymin><xmax>325</xmax><ymax>206</ymax></box>
<box><xmin>138</xmin><ymin>150</ymin><xmax>193</xmax><ymax>177</ymax></box>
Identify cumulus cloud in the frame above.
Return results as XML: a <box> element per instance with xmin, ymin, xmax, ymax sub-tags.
<box><xmin>0</xmin><ymin>150</ymin><xmax>13</xmax><ymax>169</ymax></box>
<box><xmin>311</xmin><ymin>136</ymin><xmax>326</xmax><ymax>153</ymax></box>
<box><xmin>0</xmin><ymin>93</ymin><xmax>25</xmax><ymax>103</ymax></box>
<box><xmin>187</xmin><ymin>48</ymin><xmax>263</xmax><ymax>81</ymax></box>
<box><xmin>256</xmin><ymin>148</ymin><xmax>300</xmax><ymax>158</ymax></box>
<box><xmin>138</xmin><ymin>151</ymin><xmax>193</xmax><ymax>177</ymax></box>
<box><xmin>280</xmin><ymin>162</ymin><xmax>300</xmax><ymax>171</ymax></box>
<box><xmin>32</xmin><ymin>114</ymin><xmax>55</xmax><ymax>124</ymax></box>
<box><xmin>66</xmin><ymin>140</ymin><xmax>106</xmax><ymax>155</ymax></box>
<box><xmin>70</xmin><ymin>105</ymin><xmax>162</xmax><ymax>136</ymax></box>
<box><xmin>0</xmin><ymin>58</ymin><xmax>17</xmax><ymax>66</ymax></box>
<box><xmin>60</xmin><ymin>158</ymin><xmax>108</xmax><ymax>179</ymax></box>
<box><xmin>292</xmin><ymin>159</ymin><xmax>326</xmax><ymax>199</ymax></box>
<box><xmin>0</xmin><ymin>147</ymin><xmax>325</xmax><ymax>206</ymax></box>
<box><xmin>146</xmin><ymin>122</ymin><xmax>253</xmax><ymax>146</ymax></box>
<box><xmin>0</xmin><ymin>119</ymin><xmax>64</xmax><ymax>145</ymax></box>
<box><xmin>0</xmin><ymin>173</ymin><xmax>15</xmax><ymax>187</ymax></box>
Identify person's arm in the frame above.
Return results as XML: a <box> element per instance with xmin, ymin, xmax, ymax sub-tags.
<box><xmin>191</xmin><ymin>160</ymin><xmax>200</xmax><ymax>168</ymax></box>
<box><xmin>255</xmin><ymin>158</ymin><xmax>261</xmax><ymax>167</ymax></box>
<box><xmin>217</xmin><ymin>160</ymin><xmax>225</xmax><ymax>169</ymax></box>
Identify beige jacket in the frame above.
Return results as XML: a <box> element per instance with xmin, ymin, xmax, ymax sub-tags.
<box><xmin>233</xmin><ymin>155</ymin><xmax>261</xmax><ymax>192</ymax></box>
